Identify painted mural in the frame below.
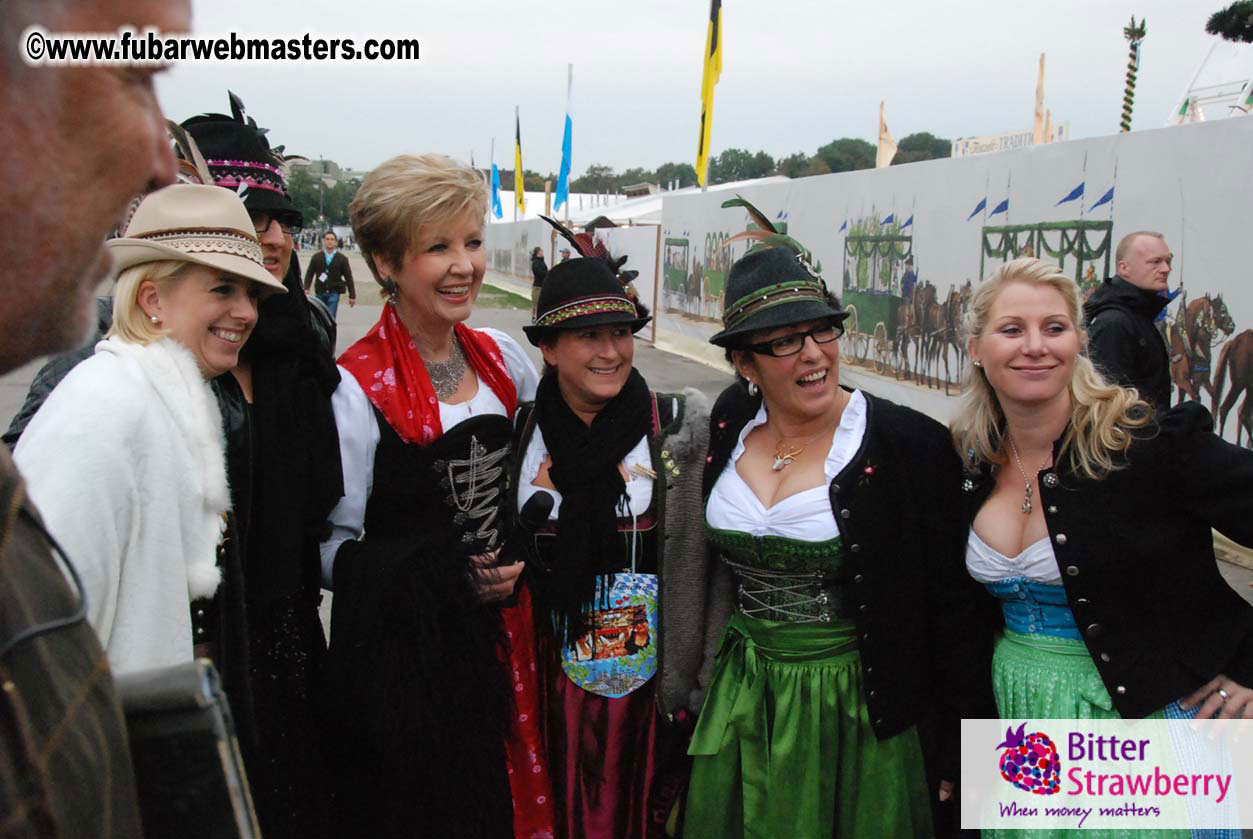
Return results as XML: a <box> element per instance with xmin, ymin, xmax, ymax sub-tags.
<box><xmin>487</xmin><ymin>117</ymin><xmax>1253</xmax><ymax>446</ymax></box>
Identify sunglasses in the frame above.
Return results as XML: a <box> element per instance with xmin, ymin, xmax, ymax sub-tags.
<box><xmin>250</xmin><ymin>211</ymin><xmax>303</xmax><ymax>236</ymax></box>
<box><xmin>745</xmin><ymin>322</ymin><xmax>843</xmax><ymax>358</ymax></box>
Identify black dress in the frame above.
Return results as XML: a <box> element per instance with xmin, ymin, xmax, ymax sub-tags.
<box><xmin>325</xmin><ymin>410</ymin><xmax>518</xmax><ymax>839</ymax></box>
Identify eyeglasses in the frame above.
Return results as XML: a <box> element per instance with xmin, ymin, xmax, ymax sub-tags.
<box><xmin>745</xmin><ymin>322</ymin><xmax>843</xmax><ymax>357</ymax></box>
<box><xmin>250</xmin><ymin>211</ymin><xmax>303</xmax><ymax>236</ymax></box>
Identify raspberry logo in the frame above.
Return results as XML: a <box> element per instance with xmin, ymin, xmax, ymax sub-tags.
<box><xmin>996</xmin><ymin>722</ymin><xmax>1061</xmax><ymax>795</ymax></box>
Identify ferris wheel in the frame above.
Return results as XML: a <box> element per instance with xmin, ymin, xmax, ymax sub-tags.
<box><xmin>1168</xmin><ymin>40</ymin><xmax>1253</xmax><ymax>124</ymax></box>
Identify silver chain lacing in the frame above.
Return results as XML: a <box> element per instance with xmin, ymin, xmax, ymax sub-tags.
<box><xmin>441</xmin><ymin>435</ymin><xmax>510</xmax><ymax>548</ymax></box>
<box><xmin>721</xmin><ymin>556</ymin><xmax>835</xmax><ymax>623</ymax></box>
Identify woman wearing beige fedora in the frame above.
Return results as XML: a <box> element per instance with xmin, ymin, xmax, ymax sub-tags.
<box><xmin>14</xmin><ymin>182</ymin><xmax>285</xmax><ymax>676</ymax></box>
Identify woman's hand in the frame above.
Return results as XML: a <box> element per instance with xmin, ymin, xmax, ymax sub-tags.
<box><xmin>1180</xmin><ymin>674</ymin><xmax>1253</xmax><ymax>720</ymax></box>
<box><xmin>938</xmin><ymin>780</ymin><xmax>954</xmax><ymax>802</ymax></box>
<box><xmin>470</xmin><ymin>550</ymin><xmax>523</xmax><ymax>603</ymax></box>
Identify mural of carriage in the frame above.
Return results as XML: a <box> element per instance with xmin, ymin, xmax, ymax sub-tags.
<box><xmin>980</xmin><ymin>219</ymin><xmax>1112</xmax><ymax>288</ymax></box>
<box><xmin>840</xmin><ymin>226</ymin><xmax>913</xmax><ymax>376</ymax></box>
<box><xmin>662</xmin><ymin>237</ymin><xmax>691</xmax><ymax>315</ymax></box>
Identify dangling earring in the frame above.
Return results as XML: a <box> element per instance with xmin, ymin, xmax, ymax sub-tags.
<box><xmin>747</xmin><ymin>380</ymin><xmax>759</xmax><ymax>397</ymax></box>
<box><xmin>382</xmin><ymin>277</ymin><xmax>398</xmax><ymax>304</ymax></box>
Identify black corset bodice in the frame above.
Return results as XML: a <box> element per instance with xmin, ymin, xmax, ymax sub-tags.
<box><xmin>364</xmin><ymin>410</ymin><xmax>515</xmax><ymax>555</ymax></box>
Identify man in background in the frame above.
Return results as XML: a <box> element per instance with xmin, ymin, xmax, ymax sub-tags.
<box><xmin>304</xmin><ymin>229</ymin><xmax>356</xmax><ymax>318</ymax></box>
<box><xmin>1083</xmin><ymin>231</ymin><xmax>1174</xmax><ymax>410</ymax></box>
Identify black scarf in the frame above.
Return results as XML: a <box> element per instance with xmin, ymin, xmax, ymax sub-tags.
<box><xmin>240</xmin><ymin>254</ymin><xmax>344</xmax><ymax>604</ymax></box>
<box><xmin>533</xmin><ymin>367</ymin><xmax>652</xmax><ymax>646</ymax></box>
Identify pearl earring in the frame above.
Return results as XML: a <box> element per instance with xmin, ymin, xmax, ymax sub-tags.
<box><xmin>972</xmin><ymin>360</ymin><xmax>983</xmax><ymax>368</ymax></box>
<box><xmin>150</xmin><ymin>315</ymin><xmax>160</xmax><ymax>325</ymax></box>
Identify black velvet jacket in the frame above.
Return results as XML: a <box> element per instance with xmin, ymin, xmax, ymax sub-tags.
<box><xmin>703</xmin><ymin>384</ymin><xmax>997</xmax><ymax>783</ymax></box>
<box><xmin>959</xmin><ymin>401</ymin><xmax>1253</xmax><ymax>718</ymax></box>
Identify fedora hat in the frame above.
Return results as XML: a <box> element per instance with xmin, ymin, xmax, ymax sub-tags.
<box><xmin>105</xmin><ymin>184</ymin><xmax>287</xmax><ymax>293</ymax></box>
<box><xmin>522</xmin><ymin>257</ymin><xmax>650</xmax><ymax>346</ymax></box>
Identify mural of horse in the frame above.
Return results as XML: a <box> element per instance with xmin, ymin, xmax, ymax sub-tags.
<box><xmin>930</xmin><ymin>281</ymin><xmax>973</xmax><ymax>395</ymax></box>
<box><xmin>1212</xmin><ymin>329</ymin><xmax>1253</xmax><ymax>447</ymax></box>
<box><xmin>1168</xmin><ymin>292</ymin><xmax>1235</xmax><ymax>406</ymax></box>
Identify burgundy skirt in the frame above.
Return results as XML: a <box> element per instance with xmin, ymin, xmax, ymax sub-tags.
<box><xmin>548</xmin><ymin>673</ymin><xmax>690</xmax><ymax>839</ymax></box>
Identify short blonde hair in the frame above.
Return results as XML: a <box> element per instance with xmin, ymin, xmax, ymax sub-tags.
<box><xmin>110</xmin><ymin>260</ymin><xmax>188</xmax><ymax>344</ymax></box>
<box><xmin>951</xmin><ymin>257</ymin><xmax>1151</xmax><ymax>480</ymax></box>
<box><xmin>348</xmin><ymin>154</ymin><xmax>487</xmax><ymax>291</ymax></box>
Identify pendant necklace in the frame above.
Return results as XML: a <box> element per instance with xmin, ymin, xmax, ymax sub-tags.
<box><xmin>1005</xmin><ymin>435</ymin><xmax>1047</xmax><ymax>515</ymax></box>
<box><xmin>424</xmin><ymin>333</ymin><xmax>468</xmax><ymax>401</ymax></box>
<box><xmin>771</xmin><ymin>427</ymin><xmax>830</xmax><ymax>471</ymax></box>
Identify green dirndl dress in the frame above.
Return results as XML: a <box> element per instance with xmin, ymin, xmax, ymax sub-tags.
<box><xmin>683</xmin><ymin>528</ymin><xmax>933</xmax><ymax>839</ymax></box>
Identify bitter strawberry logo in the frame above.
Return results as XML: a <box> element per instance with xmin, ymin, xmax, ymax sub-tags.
<box><xmin>996</xmin><ymin>722</ymin><xmax>1061</xmax><ymax>795</ymax></box>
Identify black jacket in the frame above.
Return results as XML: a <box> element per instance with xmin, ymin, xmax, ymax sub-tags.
<box><xmin>303</xmin><ymin>250</ymin><xmax>356</xmax><ymax>297</ymax></box>
<box><xmin>959</xmin><ymin>401</ymin><xmax>1253</xmax><ymax>719</ymax></box>
<box><xmin>703</xmin><ymin>385</ymin><xmax>997</xmax><ymax>784</ymax></box>
<box><xmin>530</xmin><ymin>254</ymin><xmax>548</xmax><ymax>287</ymax></box>
<box><xmin>1083</xmin><ymin>276</ymin><xmax>1170</xmax><ymax>410</ymax></box>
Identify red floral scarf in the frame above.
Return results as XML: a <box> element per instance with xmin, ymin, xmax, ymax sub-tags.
<box><xmin>338</xmin><ymin>303</ymin><xmax>519</xmax><ymax>442</ymax></box>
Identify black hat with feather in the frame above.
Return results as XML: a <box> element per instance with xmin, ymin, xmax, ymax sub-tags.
<box><xmin>709</xmin><ymin>195</ymin><xmax>848</xmax><ymax>348</ymax></box>
<box><xmin>522</xmin><ymin>216</ymin><xmax>651</xmax><ymax>345</ymax></box>
<box><xmin>177</xmin><ymin>91</ymin><xmax>304</xmax><ymax>228</ymax></box>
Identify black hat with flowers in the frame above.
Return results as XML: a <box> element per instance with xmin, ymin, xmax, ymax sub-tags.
<box><xmin>177</xmin><ymin>91</ymin><xmax>303</xmax><ymax>228</ymax></box>
<box><xmin>709</xmin><ymin>196</ymin><xmax>847</xmax><ymax>348</ymax></box>
<box><xmin>522</xmin><ymin>216</ymin><xmax>651</xmax><ymax>345</ymax></box>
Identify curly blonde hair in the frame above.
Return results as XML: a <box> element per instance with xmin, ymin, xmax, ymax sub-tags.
<box><xmin>950</xmin><ymin>257</ymin><xmax>1151</xmax><ymax>480</ymax></box>
<box><xmin>348</xmin><ymin>154</ymin><xmax>486</xmax><ymax>294</ymax></box>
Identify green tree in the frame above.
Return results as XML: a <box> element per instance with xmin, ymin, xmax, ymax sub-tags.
<box><xmin>654</xmin><ymin>161</ymin><xmax>698</xmax><ymax>189</ymax></box>
<box><xmin>892</xmin><ymin>132</ymin><xmax>952</xmax><ymax>165</ymax></box>
<box><xmin>815</xmin><ymin>138</ymin><xmax>875</xmax><ymax>173</ymax></box>
<box><xmin>709</xmin><ymin>148</ymin><xmax>775</xmax><ymax>184</ymax></box>
<box><xmin>775</xmin><ymin>152</ymin><xmax>810</xmax><ymax>178</ymax></box>
<box><xmin>1207</xmin><ymin>1</ymin><xmax>1253</xmax><ymax>42</ymax></box>
<box><xmin>570</xmin><ymin>163</ymin><xmax>618</xmax><ymax>193</ymax></box>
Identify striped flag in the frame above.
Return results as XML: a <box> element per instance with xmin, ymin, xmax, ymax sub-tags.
<box><xmin>514</xmin><ymin>107</ymin><xmax>525</xmax><ymax>215</ymax></box>
<box><xmin>555</xmin><ymin>64</ymin><xmax>573</xmax><ymax>212</ymax></box>
<box><xmin>695</xmin><ymin>0</ymin><xmax>723</xmax><ymax>188</ymax></box>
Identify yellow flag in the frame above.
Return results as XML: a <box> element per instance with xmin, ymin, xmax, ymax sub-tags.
<box><xmin>515</xmin><ymin>107</ymin><xmax>525</xmax><ymax>214</ymax></box>
<box><xmin>695</xmin><ymin>0</ymin><xmax>723</xmax><ymax>188</ymax></box>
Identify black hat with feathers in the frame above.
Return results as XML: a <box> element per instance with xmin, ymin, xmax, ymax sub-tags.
<box><xmin>709</xmin><ymin>195</ymin><xmax>847</xmax><ymax>348</ymax></box>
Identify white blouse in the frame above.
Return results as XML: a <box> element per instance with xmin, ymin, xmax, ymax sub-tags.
<box><xmin>705</xmin><ymin>390</ymin><xmax>867</xmax><ymax>542</ymax></box>
<box><xmin>320</xmin><ymin>327</ymin><xmax>539</xmax><ymax>585</ymax></box>
<box><xmin>964</xmin><ymin>529</ymin><xmax>1062</xmax><ymax>584</ymax></box>
<box><xmin>516</xmin><ymin>428</ymin><xmax>654</xmax><ymax>520</ymax></box>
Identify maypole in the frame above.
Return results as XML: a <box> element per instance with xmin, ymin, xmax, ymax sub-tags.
<box><xmin>1120</xmin><ymin>16</ymin><xmax>1147</xmax><ymax>132</ymax></box>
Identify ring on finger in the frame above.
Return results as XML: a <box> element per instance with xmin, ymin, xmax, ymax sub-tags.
<box><xmin>1217</xmin><ymin>688</ymin><xmax>1231</xmax><ymax>701</ymax></box>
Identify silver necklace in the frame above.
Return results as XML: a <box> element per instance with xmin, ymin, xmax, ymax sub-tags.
<box><xmin>1005</xmin><ymin>435</ymin><xmax>1045</xmax><ymax>515</ymax></box>
<box><xmin>424</xmin><ymin>334</ymin><xmax>467</xmax><ymax>400</ymax></box>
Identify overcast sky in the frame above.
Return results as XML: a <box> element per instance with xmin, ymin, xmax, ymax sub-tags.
<box><xmin>155</xmin><ymin>0</ymin><xmax>1246</xmax><ymax>176</ymax></box>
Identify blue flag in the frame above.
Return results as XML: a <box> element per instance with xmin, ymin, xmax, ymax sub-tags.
<box><xmin>490</xmin><ymin>164</ymin><xmax>503</xmax><ymax>219</ymax></box>
<box><xmin>901</xmin><ymin>215</ymin><xmax>913</xmax><ymax>229</ymax></box>
<box><xmin>1090</xmin><ymin>186</ymin><xmax>1114</xmax><ymax>210</ymax></box>
<box><xmin>967</xmin><ymin>197</ymin><xmax>987</xmax><ymax>221</ymax></box>
<box><xmin>838</xmin><ymin>219</ymin><xmax>847</xmax><ymax>232</ymax></box>
<box><xmin>1055</xmin><ymin>181</ymin><xmax>1085</xmax><ymax>206</ymax></box>
<box><xmin>555</xmin><ymin>65</ymin><xmax>574</xmax><ymax>212</ymax></box>
<box><xmin>881</xmin><ymin>213</ymin><xmax>895</xmax><ymax>226</ymax></box>
<box><xmin>990</xmin><ymin>198</ymin><xmax>1009</xmax><ymax>217</ymax></box>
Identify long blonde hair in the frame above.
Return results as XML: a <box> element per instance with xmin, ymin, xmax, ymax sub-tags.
<box><xmin>950</xmin><ymin>257</ymin><xmax>1151</xmax><ymax>480</ymax></box>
